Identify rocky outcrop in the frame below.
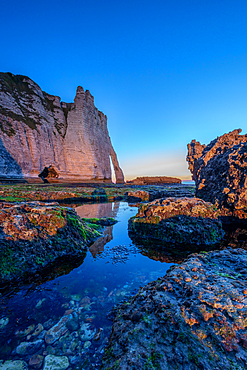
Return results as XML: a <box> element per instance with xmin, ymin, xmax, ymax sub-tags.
<box><xmin>101</xmin><ymin>248</ymin><xmax>247</xmax><ymax>370</ymax></box>
<box><xmin>187</xmin><ymin>129</ymin><xmax>247</xmax><ymax>218</ymax></box>
<box><xmin>0</xmin><ymin>72</ymin><xmax>124</xmax><ymax>183</ymax></box>
<box><xmin>38</xmin><ymin>165</ymin><xmax>59</xmax><ymax>183</ymax></box>
<box><xmin>127</xmin><ymin>176</ymin><xmax>181</xmax><ymax>185</ymax></box>
<box><xmin>0</xmin><ymin>202</ymin><xmax>104</xmax><ymax>284</ymax></box>
<box><xmin>128</xmin><ymin>197</ymin><xmax>224</xmax><ymax>245</ymax></box>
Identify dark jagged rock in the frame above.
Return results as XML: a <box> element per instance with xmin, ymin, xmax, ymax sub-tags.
<box><xmin>101</xmin><ymin>248</ymin><xmax>247</xmax><ymax>370</ymax></box>
<box><xmin>128</xmin><ymin>197</ymin><xmax>224</xmax><ymax>246</ymax></box>
<box><xmin>187</xmin><ymin>129</ymin><xmax>247</xmax><ymax>218</ymax></box>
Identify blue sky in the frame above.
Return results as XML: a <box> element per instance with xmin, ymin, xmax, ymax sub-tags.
<box><xmin>1</xmin><ymin>0</ymin><xmax>247</xmax><ymax>179</ymax></box>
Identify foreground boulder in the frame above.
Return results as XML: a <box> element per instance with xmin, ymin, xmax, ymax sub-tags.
<box><xmin>0</xmin><ymin>202</ymin><xmax>103</xmax><ymax>284</ymax></box>
<box><xmin>101</xmin><ymin>248</ymin><xmax>247</xmax><ymax>370</ymax></box>
<box><xmin>187</xmin><ymin>129</ymin><xmax>247</xmax><ymax>218</ymax></box>
<box><xmin>128</xmin><ymin>197</ymin><xmax>224</xmax><ymax>245</ymax></box>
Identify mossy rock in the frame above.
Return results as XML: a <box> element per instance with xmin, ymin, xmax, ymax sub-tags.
<box><xmin>128</xmin><ymin>197</ymin><xmax>224</xmax><ymax>246</ymax></box>
<box><xmin>0</xmin><ymin>202</ymin><xmax>104</xmax><ymax>285</ymax></box>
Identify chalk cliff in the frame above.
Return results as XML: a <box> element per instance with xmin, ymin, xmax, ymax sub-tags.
<box><xmin>0</xmin><ymin>72</ymin><xmax>124</xmax><ymax>183</ymax></box>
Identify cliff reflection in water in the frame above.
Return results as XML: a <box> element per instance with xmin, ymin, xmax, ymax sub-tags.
<box><xmin>76</xmin><ymin>202</ymin><xmax>120</xmax><ymax>258</ymax></box>
<box><xmin>76</xmin><ymin>202</ymin><xmax>120</xmax><ymax>219</ymax></box>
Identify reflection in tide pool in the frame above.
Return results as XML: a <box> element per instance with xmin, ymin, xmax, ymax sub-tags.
<box><xmin>0</xmin><ymin>202</ymin><xmax>175</xmax><ymax>369</ymax></box>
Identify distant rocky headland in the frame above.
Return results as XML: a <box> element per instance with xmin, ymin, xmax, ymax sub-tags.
<box><xmin>0</xmin><ymin>72</ymin><xmax>124</xmax><ymax>183</ymax></box>
<box><xmin>127</xmin><ymin>176</ymin><xmax>181</xmax><ymax>185</ymax></box>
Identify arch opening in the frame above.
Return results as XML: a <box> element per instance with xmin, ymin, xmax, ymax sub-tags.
<box><xmin>109</xmin><ymin>155</ymin><xmax>116</xmax><ymax>183</ymax></box>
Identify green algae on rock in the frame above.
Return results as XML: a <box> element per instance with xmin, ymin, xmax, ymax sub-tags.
<box><xmin>128</xmin><ymin>197</ymin><xmax>224</xmax><ymax>246</ymax></box>
<box><xmin>0</xmin><ymin>201</ymin><xmax>104</xmax><ymax>284</ymax></box>
<box><xmin>101</xmin><ymin>248</ymin><xmax>247</xmax><ymax>370</ymax></box>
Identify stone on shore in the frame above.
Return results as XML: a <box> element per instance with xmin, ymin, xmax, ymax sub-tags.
<box><xmin>0</xmin><ymin>361</ymin><xmax>28</xmax><ymax>370</ymax></box>
<box><xmin>43</xmin><ymin>355</ymin><xmax>69</xmax><ymax>370</ymax></box>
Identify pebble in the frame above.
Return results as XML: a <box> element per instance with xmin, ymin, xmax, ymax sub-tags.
<box><xmin>35</xmin><ymin>298</ymin><xmax>46</xmax><ymax>309</ymax></box>
<box><xmin>28</xmin><ymin>354</ymin><xmax>44</xmax><ymax>369</ymax></box>
<box><xmin>80</xmin><ymin>323</ymin><xmax>96</xmax><ymax>341</ymax></box>
<box><xmin>43</xmin><ymin>355</ymin><xmax>69</xmax><ymax>370</ymax></box>
<box><xmin>15</xmin><ymin>339</ymin><xmax>44</xmax><ymax>355</ymax></box>
<box><xmin>84</xmin><ymin>341</ymin><xmax>92</xmax><ymax>349</ymax></box>
<box><xmin>0</xmin><ymin>360</ymin><xmax>28</xmax><ymax>369</ymax></box>
<box><xmin>0</xmin><ymin>317</ymin><xmax>9</xmax><ymax>329</ymax></box>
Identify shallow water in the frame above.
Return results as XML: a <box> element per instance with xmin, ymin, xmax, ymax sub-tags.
<box><xmin>0</xmin><ymin>202</ymin><xmax>177</xmax><ymax>369</ymax></box>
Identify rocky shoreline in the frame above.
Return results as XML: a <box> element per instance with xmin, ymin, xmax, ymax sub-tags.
<box><xmin>101</xmin><ymin>248</ymin><xmax>247</xmax><ymax>370</ymax></box>
<box><xmin>0</xmin><ymin>183</ymin><xmax>195</xmax><ymax>204</ymax></box>
<box><xmin>0</xmin><ymin>201</ymin><xmax>116</xmax><ymax>286</ymax></box>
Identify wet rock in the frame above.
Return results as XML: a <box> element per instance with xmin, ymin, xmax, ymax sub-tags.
<box><xmin>84</xmin><ymin>340</ymin><xmax>92</xmax><ymax>349</ymax></box>
<box><xmin>0</xmin><ymin>202</ymin><xmax>102</xmax><ymax>284</ymax></box>
<box><xmin>65</xmin><ymin>317</ymin><xmax>79</xmax><ymax>332</ymax></box>
<box><xmin>15</xmin><ymin>339</ymin><xmax>43</xmax><ymax>355</ymax></box>
<box><xmin>0</xmin><ymin>317</ymin><xmax>9</xmax><ymax>329</ymax></box>
<box><xmin>43</xmin><ymin>355</ymin><xmax>69</xmax><ymax>370</ymax></box>
<box><xmin>93</xmin><ymin>328</ymin><xmax>103</xmax><ymax>341</ymax></box>
<box><xmin>43</xmin><ymin>319</ymin><xmax>53</xmax><ymax>330</ymax></box>
<box><xmin>29</xmin><ymin>323</ymin><xmax>44</xmax><ymax>339</ymax></box>
<box><xmin>35</xmin><ymin>298</ymin><xmax>46</xmax><ymax>309</ymax></box>
<box><xmin>0</xmin><ymin>360</ymin><xmax>28</xmax><ymax>370</ymax></box>
<box><xmin>70</xmin><ymin>294</ymin><xmax>81</xmax><ymax>302</ymax></box>
<box><xmin>80</xmin><ymin>323</ymin><xmax>96</xmax><ymax>341</ymax></box>
<box><xmin>128</xmin><ymin>197</ymin><xmax>224</xmax><ymax>245</ymax></box>
<box><xmin>69</xmin><ymin>355</ymin><xmax>81</xmax><ymax>365</ymax></box>
<box><xmin>28</xmin><ymin>354</ymin><xmax>44</xmax><ymax>369</ymax></box>
<box><xmin>187</xmin><ymin>128</ymin><xmax>247</xmax><ymax>218</ymax></box>
<box><xmin>15</xmin><ymin>324</ymin><xmax>35</xmax><ymax>338</ymax></box>
<box><xmin>101</xmin><ymin>248</ymin><xmax>247</xmax><ymax>370</ymax></box>
<box><xmin>45</xmin><ymin>315</ymin><xmax>72</xmax><ymax>344</ymax></box>
<box><xmin>125</xmin><ymin>190</ymin><xmax>150</xmax><ymax>202</ymax></box>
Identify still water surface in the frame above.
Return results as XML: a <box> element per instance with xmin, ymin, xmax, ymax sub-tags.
<box><xmin>0</xmin><ymin>202</ymin><xmax>176</xmax><ymax>368</ymax></box>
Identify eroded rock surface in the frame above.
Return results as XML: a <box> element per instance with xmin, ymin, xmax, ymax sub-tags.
<box><xmin>0</xmin><ymin>72</ymin><xmax>124</xmax><ymax>183</ymax></box>
<box><xmin>128</xmin><ymin>197</ymin><xmax>224</xmax><ymax>245</ymax></box>
<box><xmin>0</xmin><ymin>202</ymin><xmax>103</xmax><ymax>284</ymax></box>
<box><xmin>187</xmin><ymin>129</ymin><xmax>247</xmax><ymax>218</ymax></box>
<box><xmin>101</xmin><ymin>248</ymin><xmax>247</xmax><ymax>370</ymax></box>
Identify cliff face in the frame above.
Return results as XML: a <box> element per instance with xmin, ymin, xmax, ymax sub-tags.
<box><xmin>187</xmin><ymin>129</ymin><xmax>247</xmax><ymax>217</ymax></box>
<box><xmin>0</xmin><ymin>72</ymin><xmax>124</xmax><ymax>183</ymax></box>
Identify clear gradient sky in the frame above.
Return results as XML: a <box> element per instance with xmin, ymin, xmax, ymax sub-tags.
<box><xmin>1</xmin><ymin>0</ymin><xmax>247</xmax><ymax>180</ymax></box>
